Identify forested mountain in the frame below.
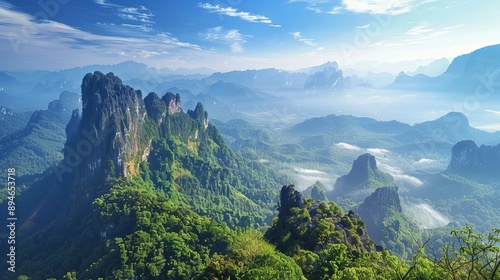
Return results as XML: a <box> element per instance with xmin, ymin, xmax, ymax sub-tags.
<box><xmin>0</xmin><ymin>106</ymin><xmax>30</xmax><ymax>138</ymax></box>
<box><xmin>0</xmin><ymin>72</ymin><xmax>294</xmax><ymax>278</ymax></box>
<box><xmin>291</xmin><ymin>112</ymin><xmax>500</xmax><ymax>149</ymax></box>
<box><xmin>446</xmin><ymin>140</ymin><xmax>500</xmax><ymax>181</ymax></box>
<box><xmin>356</xmin><ymin>187</ymin><xmax>421</xmax><ymax>259</ymax></box>
<box><xmin>0</xmin><ymin>71</ymin><xmax>498</xmax><ymax>279</ymax></box>
<box><xmin>0</xmin><ymin>91</ymin><xmax>80</xmax><ymax>177</ymax></box>
<box><xmin>328</xmin><ymin>153</ymin><xmax>398</xmax><ymax>202</ymax></box>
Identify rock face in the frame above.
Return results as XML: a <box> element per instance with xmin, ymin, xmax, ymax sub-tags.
<box><xmin>278</xmin><ymin>185</ymin><xmax>306</xmax><ymax>217</ymax></box>
<box><xmin>144</xmin><ymin>92</ymin><xmax>167</xmax><ymax>125</ymax></box>
<box><xmin>329</xmin><ymin>153</ymin><xmax>397</xmax><ymax>202</ymax></box>
<box><xmin>65</xmin><ymin>109</ymin><xmax>80</xmax><ymax>139</ymax></box>
<box><xmin>304</xmin><ymin>65</ymin><xmax>345</xmax><ymax>90</ymax></box>
<box><xmin>162</xmin><ymin>92</ymin><xmax>182</xmax><ymax>115</ymax></box>
<box><xmin>187</xmin><ymin>102</ymin><xmax>209</xmax><ymax>128</ymax></box>
<box><xmin>63</xmin><ymin>71</ymin><xmax>149</xmax><ymax>179</ymax></box>
<box><xmin>356</xmin><ymin>187</ymin><xmax>402</xmax><ymax>241</ymax></box>
<box><xmin>447</xmin><ymin>140</ymin><xmax>500</xmax><ymax>180</ymax></box>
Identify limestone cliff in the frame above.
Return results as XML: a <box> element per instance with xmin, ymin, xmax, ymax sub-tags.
<box><xmin>447</xmin><ymin>140</ymin><xmax>500</xmax><ymax>181</ymax></box>
<box><xmin>62</xmin><ymin>71</ymin><xmax>149</xmax><ymax>179</ymax></box>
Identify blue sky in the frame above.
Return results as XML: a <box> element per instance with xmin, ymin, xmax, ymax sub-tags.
<box><xmin>1</xmin><ymin>0</ymin><xmax>500</xmax><ymax>71</ymax></box>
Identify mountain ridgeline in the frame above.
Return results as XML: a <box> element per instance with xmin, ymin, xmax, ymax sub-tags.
<box><xmin>0</xmin><ymin>68</ymin><xmax>498</xmax><ymax>279</ymax></box>
<box><xmin>3</xmin><ymin>71</ymin><xmax>294</xmax><ymax>278</ymax></box>
<box><xmin>447</xmin><ymin>140</ymin><xmax>500</xmax><ymax>181</ymax></box>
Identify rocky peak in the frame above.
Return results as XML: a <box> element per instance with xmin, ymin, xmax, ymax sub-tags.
<box><xmin>144</xmin><ymin>92</ymin><xmax>167</xmax><ymax>125</ymax></box>
<box><xmin>348</xmin><ymin>153</ymin><xmax>378</xmax><ymax>182</ymax></box>
<box><xmin>356</xmin><ymin>187</ymin><xmax>402</xmax><ymax>242</ymax></box>
<box><xmin>267</xmin><ymin>184</ymin><xmax>376</xmax><ymax>255</ymax></box>
<box><xmin>162</xmin><ymin>92</ymin><xmax>182</xmax><ymax>115</ymax></box>
<box><xmin>187</xmin><ymin>102</ymin><xmax>209</xmax><ymax>128</ymax></box>
<box><xmin>278</xmin><ymin>185</ymin><xmax>305</xmax><ymax>217</ymax></box>
<box><xmin>304</xmin><ymin>65</ymin><xmax>344</xmax><ymax>90</ymax></box>
<box><xmin>447</xmin><ymin>140</ymin><xmax>500</xmax><ymax>180</ymax></box>
<box><xmin>361</xmin><ymin>187</ymin><xmax>402</xmax><ymax>214</ymax></box>
<box><xmin>56</xmin><ymin>71</ymin><xmax>149</xmax><ymax>181</ymax></box>
<box><xmin>330</xmin><ymin>153</ymin><xmax>397</xmax><ymax>202</ymax></box>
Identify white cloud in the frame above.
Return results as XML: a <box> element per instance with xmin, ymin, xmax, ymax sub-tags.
<box><xmin>329</xmin><ymin>6</ymin><xmax>343</xmax><ymax>14</ymax></box>
<box><xmin>406</xmin><ymin>202</ymin><xmax>449</xmax><ymax>229</ymax></box>
<box><xmin>485</xmin><ymin>109</ymin><xmax>500</xmax><ymax>115</ymax></box>
<box><xmin>356</xmin><ymin>24</ymin><xmax>372</xmax><ymax>29</ymax></box>
<box><xmin>294</xmin><ymin>167</ymin><xmax>327</xmax><ymax>175</ymax></box>
<box><xmin>378</xmin><ymin>161</ymin><xmax>423</xmax><ymax>187</ymax></box>
<box><xmin>94</xmin><ymin>0</ymin><xmax>155</xmax><ymax>33</ymax></box>
<box><xmin>0</xmin><ymin>3</ymin><xmax>200</xmax><ymax>69</ymax></box>
<box><xmin>474</xmin><ymin>123</ymin><xmax>500</xmax><ymax>132</ymax></box>
<box><xmin>198</xmin><ymin>3</ymin><xmax>280</xmax><ymax>27</ymax></box>
<box><xmin>335</xmin><ymin>142</ymin><xmax>361</xmax><ymax>150</ymax></box>
<box><xmin>93</xmin><ymin>0</ymin><xmax>121</xmax><ymax>8</ymax></box>
<box><xmin>290</xmin><ymin>31</ymin><xmax>317</xmax><ymax>46</ymax></box>
<box><xmin>118</xmin><ymin>6</ymin><xmax>154</xmax><ymax>24</ymax></box>
<box><xmin>415</xmin><ymin>158</ymin><xmax>435</xmax><ymax>165</ymax></box>
<box><xmin>340</xmin><ymin>0</ymin><xmax>435</xmax><ymax>15</ymax></box>
<box><xmin>201</xmin><ymin>26</ymin><xmax>247</xmax><ymax>53</ymax></box>
<box><xmin>406</xmin><ymin>22</ymin><xmax>433</xmax><ymax>36</ymax></box>
<box><xmin>392</xmin><ymin>174</ymin><xmax>424</xmax><ymax>187</ymax></box>
<box><xmin>367</xmin><ymin>148</ymin><xmax>390</xmax><ymax>156</ymax></box>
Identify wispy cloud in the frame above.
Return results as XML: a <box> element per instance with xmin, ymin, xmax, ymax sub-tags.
<box><xmin>292</xmin><ymin>0</ymin><xmax>436</xmax><ymax>15</ymax></box>
<box><xmin>340</xmin><ymin>0</ymin><xmax>436</xmax><ymax>15</ymax></box>
<box><xmin>288</xmin><ymin>0</ymin><xmax>343</xmax><ymax>14</ymax></box>
<box><xmin>406</xmin><ymin>22</ymin><xmax>433</xmax><ymax>36</ymax></box>
<box><xmin>335</xmin><ymin>142</ymin><xmax>361</xmax><ymax>150</ymax></box>
<box><xmin>356</xmin><ymin>24</ymin><xmax>372</xmax><ymax>29</ymax></box>
<box><xmin>201</xmin><ymin>26</ymin><xmax>247</xmax><ymax>53</ymax></box>
<box><xmin>485</xmin><ymin>109</ymin><xmax>500</xmax><ymax>115</ymax></box>
<box><xmin>376</xmin><ymin>22</ymin><xmax>464</xmax><ymax>48</ymax></box>
<box><xmin>93</xmin><ymin>0</ymin><xmax>121</xmax><ymax>8</ymax></box>
<box><xmin>118</xmin><ymin>6</ymin><xmax>154</xmax><ymax>24</ymax></box>
<box><xmin>0</xmin><ymin>4</ymin><xmax>199</xmax><ymax>61</ymax></box>
<box><xmin>94</xmin><ymin>0</ymin><xmax>155</xmax><ymax>32</ymax></box>
<box><xmin>290</xmin><ymin>31</ymin><xmax>317</xmax><ymax>46</ymax></box>
<box><xmin>198</xmin><ymin>3</ymin><xmax>281</xmax><ymax>27</ymax></box>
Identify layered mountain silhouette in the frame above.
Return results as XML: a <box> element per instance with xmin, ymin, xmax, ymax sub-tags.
<box><xmin>391</xmin><ymin>44</ymin><xmax>500</xmax><ymax>94</ymax></box>
<box><xmin>290</xmin><ymin>112</ymin><xmax>500</xmax><ymax>153</ymax></box>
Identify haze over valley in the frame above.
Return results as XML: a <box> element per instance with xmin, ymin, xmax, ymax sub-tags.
<box><xmin>1</xmin><ymin>0</ymin><xmax>500</xmax><ymax>279</ymax></box>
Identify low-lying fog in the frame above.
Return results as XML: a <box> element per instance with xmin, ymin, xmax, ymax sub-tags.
<box><xmin>405</xmin><ymin>202</ymin><xmax>450</xmax><ymax>229</ymax></box>
<box><xmin>287</xmin><ymin>88</ymin><xmax>500</xmax><ymax>132</ymax></box>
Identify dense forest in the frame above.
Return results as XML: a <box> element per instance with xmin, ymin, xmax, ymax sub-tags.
<box><xmin>1</xmin><ymin>72</ymin><xmax>499</xmax><ymax>279</ymax></box>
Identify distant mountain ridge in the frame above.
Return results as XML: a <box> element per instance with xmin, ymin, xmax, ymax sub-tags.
<box><xmin>447</xmin><ymin>140</ymin><xmax>500</xmax><ymax>181</ymax></box>
<box><xmin>391</xmin><ymin>44</ymin><xmax>500</xmax><ymax>94</ymax></box>
<box><xmin>291</xmin><ymin>112</ymin><xmax>500</xmax><ymax>149</ymax></box>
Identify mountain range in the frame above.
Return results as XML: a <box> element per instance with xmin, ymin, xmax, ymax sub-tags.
<box><xmin>391</xmin><ymin>44</ymin><xmax>500</xmax><ymax>95</ymax></box>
